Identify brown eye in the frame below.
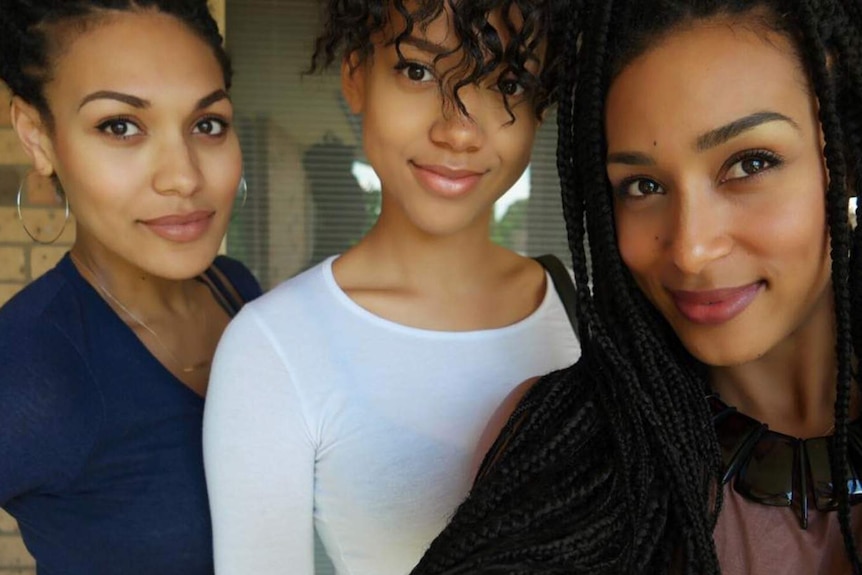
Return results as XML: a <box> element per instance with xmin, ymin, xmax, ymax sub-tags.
<box><xmin>497</xmin><ymin>78</ymin><xmax>524</xmax><ymax>97</ymax></box>
<box><xmin>617</xmin><ymin>178</ymin><xmax>665</xmax><ymax>198</ymax></box>
<box><xmin>399</xmin><ymin>62</ymin><xmax>433</xmax><ymax>82</ymax></box>
<box><xmin>97</xmin><ymin>119</ymin><xmax>142</xmax><ymax>138</ymax></box>
<box><xmin>741</xmin><ymin>158</ymin><xmax>767</xmax><ymax>174</ymax></box>
<box><xmin>724</xmin><ymin>151</ymin><xmax>782</xmax><ymax>181</ymax></box>
<box><xmin>193</xmin><ymin>117</ymin><xmax>227</xmax><ymax>136</ymax></box>
<box><xmin>635</xmin><ymin>179</ymin><xmax>662</xmax><ymax>196</ymax></box>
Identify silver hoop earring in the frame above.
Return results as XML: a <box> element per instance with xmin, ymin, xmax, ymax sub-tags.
<box><xmin>16</xmin><ymin>173</ymin><xmax>70</xmax><ymax>245</ymax></box>
<box><xmin>236</xmin><ymin>175</ymin><xmax>248</xmax><ymax>210</ymax></box>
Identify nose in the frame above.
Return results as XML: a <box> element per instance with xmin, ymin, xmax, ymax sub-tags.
<box><xmin>666</xmin><ymin>186</ymin><xmax>732</xmax><ymax>274</ymax></box>
<box><xmin>429</xmin><ymin>90</ymin><xmax>485</xmax><ymax>153</ymax></box>
<box><xmin>151</xmin><ymin>133</ymin><xmax>202</xmax><ymax>197</ymax></box>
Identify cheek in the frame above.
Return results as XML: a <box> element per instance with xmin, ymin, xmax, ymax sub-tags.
<box><xmin>749</xmin><ymin>178</ymin><xmax>828</xmax><ymax>262</ymax></box>
<box><xmin>362</xmin><ymin>99</ymin><xmax>419</xmax><ymax>154</ymax></box>
<box><xmin>764</xmin><ymin>208</ymin><xmax>824</xmax><ymax>251</ymax></box>
<box><xmin>52</xmin><ymin>131</ymin><xmax>144</xmax><ymax>196</ymax></box>
<box><xmin>54</xmin><ymin>154</ymin><xmax>130</xmax><ymax>214</ymax></box>
<box><xmin>501</xmin><ymin>119</ymin><xmax>538</xmax><ymax>164</ymax></box>
<box><xmin>614</xmin><ymin>208</ymin><xmax>655</xmax><ymax>275</ymax></box>
<box><xmin>202</xmin><ymin>138</ymin><xmax>243</xmax><ymax>199</ymax></box>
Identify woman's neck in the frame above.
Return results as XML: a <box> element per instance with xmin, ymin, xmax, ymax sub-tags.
<box><xmin>348</xmin><ymin>201</ymin><xmax>510</xmax><ymax>293</ymax></box>
<box><xmin>69</xmin><ymin>241</ymin><xmax>227</xmax><ymax>396</ymax></box>
<box><xmin>69</xmin><ymin>243</ymin><xmax>201</xmax><ymax>317</ymax></box>
<box><xmin>332</xmin><ymin>207</ymin><xmax>545</xmax><ymax>332</ymax></box>
<box><xmin>709</xmin><ymin>288</ymin><xmax>844</xmax><ymax>437</ymax></box>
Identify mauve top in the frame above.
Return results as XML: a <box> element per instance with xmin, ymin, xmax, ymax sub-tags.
<box><xmin>715</xmin><ymin>485</ymin><xmax>862</xmax><ymax>574</ymax></box>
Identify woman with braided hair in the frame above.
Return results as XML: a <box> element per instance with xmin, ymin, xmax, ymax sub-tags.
<box><xmin>0</xmin><ymin>1</ymin><xmax>261</xmax><ymax>573</ymax></box>
<box><xmin>410</xmin><ymin>0</ymin><xmax>862</xmax><ymax>573</ymax></box>
<box><xmin>202</xmin><ymin>1</ymin><xmax>580</xmax><ymax>573</ymax></box>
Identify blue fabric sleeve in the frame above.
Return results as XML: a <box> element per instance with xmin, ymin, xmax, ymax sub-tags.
<box><xmin>0</xmin><ymin>312</ymin><xmax>103</xmax><ymax>505</ymax></box>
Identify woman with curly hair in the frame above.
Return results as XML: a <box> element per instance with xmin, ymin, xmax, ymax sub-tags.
<box><xmin>0</xmin><ymin>1</ymin><xmax>261</xmax><ymax>574</ymax></box>
<box><xmin>202</xmin><ymin>1</ymin><xmax>579</xmax><ymax>573</ymax></box>
<box><xmin>409</xmin><ymin>0</ymin><xmax>862</xmax><ymax>573</ymax></box>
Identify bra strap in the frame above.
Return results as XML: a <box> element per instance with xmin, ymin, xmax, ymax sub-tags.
<box><xmin>198</xmin><ymin>261</ymin><xmax>246</xmax><ymax>318</ymax></box>
<box><xmin>534</xmin><ymin>253</ymin><xmax>579</xmax><ymax>339</ymax></box>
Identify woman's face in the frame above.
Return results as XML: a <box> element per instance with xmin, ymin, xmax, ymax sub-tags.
<box><xmin>31</xmin><ymin>9</ymin><xmax>240</xmax><ymax>280</ymax></box>
<box><xmin>605</xmin><ymin>19</ymin><xmax>832</xmax><ymax>367</ymax></box>
<box><xmin>340</xmin><ymin>3</ymin><xmax>543</xmax><ymax>239</ymax></box>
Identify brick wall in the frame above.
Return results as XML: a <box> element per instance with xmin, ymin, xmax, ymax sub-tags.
<box><xmin>0</xmin><ymin>510</ymin><xmax>32</xmax><ymax>574</ymax></box>
<box><xmin>0</xmin><ymin>78</ymin><xmax>49</xmax><ymax>573</ymax></box>
<box><xmin>0</xmin><ymin>85</ymin><xmax>75</xmax><ymax>575</ymax></box>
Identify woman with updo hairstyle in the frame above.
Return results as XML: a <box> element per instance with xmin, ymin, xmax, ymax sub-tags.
<box><xmin>0</xmin><ymin>1</ymin><xmax>261</xmax><ymax>573</ymax></box>
<box><xmin>410</xmin><ymin>0</ymin><xmax>862</xmax><ymax>573</ymax></box>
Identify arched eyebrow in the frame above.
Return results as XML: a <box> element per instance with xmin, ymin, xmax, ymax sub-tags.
<box><xmin>78</xmin><ymin>90</ymin><xmax>149</xmax><ymax>110</ymax></box>
<box><xmin>396</xmin><ymin>36</ymin><xmax>452</xmax><ymax>57</ymax></box>
<box><xmin>78</xmin><ymin>89</ymin><xmax>229</xmax><ymax>111</ymax></box>
<box><xmin>695</xmin><ymin>111</ymin><xmax>800</xmax><ymax>151</ymax></box>
<box><xmin>607</xmin><ymin>111</ymin><xmax>802</xmax><ymax>166</ymax></box>
<box><xmin>196</xmin><ymin>90</ymin><xmax>231</xmax><ymax>109</ymax></box>
<box><xmin>606</xmin><ymin>151</ymin><xmax>656</xmax><ymax>166</ymax></box>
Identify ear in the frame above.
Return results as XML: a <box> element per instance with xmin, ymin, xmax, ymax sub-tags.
<box><xmin>10</xmin><ymin>97</ymin><xmax>56</xmax><ymax>177</ymax></box>
<box><xmin>340</xmin><ymin>52</ymin><xmax>366</xmax><ymax>115</ymax></box>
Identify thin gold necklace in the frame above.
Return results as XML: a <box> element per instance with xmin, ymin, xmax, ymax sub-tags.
<box><xmin>69</xmin><ymin>252</ymin><xmax>210</xmax><ymax>373</ymax></box>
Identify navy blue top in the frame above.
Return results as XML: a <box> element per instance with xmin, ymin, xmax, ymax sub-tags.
<box><xmin>0</xmin><ymin>253</ymin><xmax>262</xmax><ymax>575</ymax></box>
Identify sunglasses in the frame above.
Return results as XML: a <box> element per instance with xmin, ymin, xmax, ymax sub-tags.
<box><xmin>709</xmin><ymin>394</ymin><xmax>862</xmax><ymax>529</ymax></box>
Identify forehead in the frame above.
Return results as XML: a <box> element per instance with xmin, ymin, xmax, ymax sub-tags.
<box><xmin>44</xmin><ymin>10</ymin><xmax>224</xmax><ymax>114</ymax></box>
<box><xmin>380</xmin><ymin>1</ymin><xmax>529</xmax><ymax>52</ymax></box>
<box><xmin>605</xmin><ymin>20</ymin><xmax>813</xmax><ymax>147</ymax></box>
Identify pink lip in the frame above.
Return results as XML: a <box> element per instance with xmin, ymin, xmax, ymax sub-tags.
<box><xmin>668</xmin><ymin>282</ymin><xmax>763</xmax><ymax>325</ymax></box>
<box><xmin>140</xmin><ymin>210</ymin><xmax>214</xmax><ymax>243</ymax></box>
<box><xmin>410</xmin><ymin>162</ymin><xmax>486</xmax><ymax>198</ymax></box>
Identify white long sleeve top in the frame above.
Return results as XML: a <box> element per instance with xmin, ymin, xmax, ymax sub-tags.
<box><xmin>203</xmin><ymin>256</ymin><xmax>581</xmax><ymax>575</ymax></box>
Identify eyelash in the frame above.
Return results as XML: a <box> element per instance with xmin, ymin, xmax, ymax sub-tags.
<box><xmin>613</xmin><ymin>148</ymin><xmax>785</xmax><ymax>199</ymax></box>
<box><xmin>95</xmin><ymin>115</ymin><xmax>230</xmax><ymax>140</ymax></box>
<box><xmin>495</xmin><ymin>76</ymin><xmax>526</xmax><ymax>98</ymax></box>
<box><xmin>720</xmin><ymin>149</ymin><xmax>784</xmax><ymax>182</ymax></box>
<box><xmin>96</xmin><ymin>116</ymin><xmax>141</xmax><ymax>140</ymax></box>
<box><xmin>613</xmin><ymin>176</ymin><xmax>663</xmax><ymax>199</ymax></box>
<box><xmin>193</xmin><ymin>116</ymin><xmax>230</xmax><ymax>136</ymax></box>
<box><xmin>394</xmin><ymin>60</ymin><xmax>435</xmax><ymax>83</ymax></box>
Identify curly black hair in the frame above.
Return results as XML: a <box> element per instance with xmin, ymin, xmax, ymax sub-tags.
<box><xmin>0</xmin><ymin>0</ymin><xmax>231</xmax><ymax>128</ymax></box>
<box><xmin>410</xmin><ymin>0</ymin><xmax>862</xmax><ymax>573</ymax></box>
<box><xmin>309</xmin><ymin>0</ymin><xmax>568</xmax><ymax>121</ymax></box>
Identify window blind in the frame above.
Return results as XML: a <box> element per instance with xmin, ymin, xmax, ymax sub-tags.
<box><xmin>225</xmin><ymin>0</ymin><xmax>572</xmax><ymax>291</ymax></box>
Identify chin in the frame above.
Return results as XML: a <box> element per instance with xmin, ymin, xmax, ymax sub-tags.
<box><xmin>681</xmin><ymin>337</ymin><xmax>764</xmax><ymax>369</ymax></box>
<box><xmin>147</xmin><ymin>248</ymin><xmax>220</xmax><ymax>281</ymax></box>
